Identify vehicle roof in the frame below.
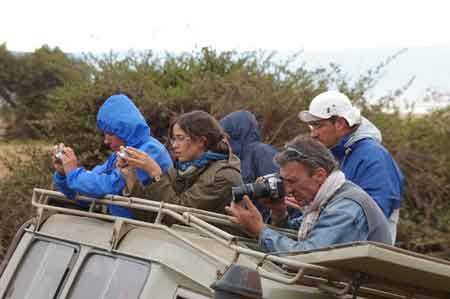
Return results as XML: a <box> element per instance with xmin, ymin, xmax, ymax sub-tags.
<box><xmin>39</xmin><ymin>213</ymin><xmax>450</xmax><ymax>298</ymax></box>
<box><xmin>289</xmin><ymin>242</ymin><xmax>450</xmax><ymax>296</ymax></box>
<box><xmin>28</xmin><ymin>188</ymin><xmax>450</xmax><ymax>299</ymax></box>
<box><xmin>38</xmin><ymin>214</ymin><xmax>311</xmax><ymax>297</ymax></box>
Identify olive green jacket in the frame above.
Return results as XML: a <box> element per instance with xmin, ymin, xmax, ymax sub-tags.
<box><xmin>126</xmin><ymin>154</ymin><xmax>242</xmax><ymax>213</ymax></box>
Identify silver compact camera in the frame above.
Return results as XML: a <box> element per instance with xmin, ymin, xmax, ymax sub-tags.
<box><xmin>54</xmin><ymin>145</ymin><xmax>65</xmax><ymax>162</ymax></box>
<box><xmin>118</xmin><ymin>146</ymin><xmax>128</xmax><ymax>159</ymax></box>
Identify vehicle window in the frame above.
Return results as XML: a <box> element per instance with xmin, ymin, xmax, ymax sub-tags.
<box><xmin>175</xmin><ymin>287</ymin><xmax>211</xmax><ymax>299</ymax></box>
<box><xmin>68</xmin><ymin>253</ymin><xmax>150</xmax><ymax>299</ymax></box>
<box><xmin>5</xmin><ymin>239</ymin><xmax>77</xmax><ymax>299</ymax></box>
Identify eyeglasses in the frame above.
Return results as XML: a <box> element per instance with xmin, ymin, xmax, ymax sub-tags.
<box><xmin>170</xmin><ymin>135</ymin><xmax>190</xmax><ymax>145</ymax></box>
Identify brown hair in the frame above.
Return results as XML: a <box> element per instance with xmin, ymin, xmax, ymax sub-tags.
<box><xmin>169</xmin><ymin>110</ymin><xmax>229</xmax><ymax>155</ymax></box>
<box><xmin>274</xmin><ymin>135</ymin><xmax>338</xmax><ymax>174</ymax></box>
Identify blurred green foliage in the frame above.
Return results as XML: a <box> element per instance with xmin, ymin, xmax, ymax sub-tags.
<box><xmin>0</xmin><ymin>43</ymin><xmax>91</xmax><ymax>137</ymax></box>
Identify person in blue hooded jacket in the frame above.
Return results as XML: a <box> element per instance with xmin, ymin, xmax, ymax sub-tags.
<box><xmin>220</xmin><ymin>111</ymin><xmax>278</xmax><ymax>183</ymax></box>
<box><xmin>52</xmin><ymin>94</ymin><xmax>173</xmax><ymax>218</ymax></box>
<box><xmin>220</xmin><ymin>110</ymin><xmax>287</xmax><ymax>219</ymax></box>
<box><xmin>298</xmin><ymin>91</ymin><xmax>404</xmax><ymax>243</ymax></box>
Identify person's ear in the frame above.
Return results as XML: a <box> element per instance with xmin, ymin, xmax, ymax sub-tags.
<box><xmin>199</xmin><ymin>136</ymin><xmax>208</xmax><ymax>150</ymax></box>
<box><xmin>334</xmin><ymin>117</ymin><xmax>349</xmax><ymax>131</ymax></box>
<box><xmin>312</xmin><ymin>167</ymin><xmax>328</xmax><ymax>184</ymax></box>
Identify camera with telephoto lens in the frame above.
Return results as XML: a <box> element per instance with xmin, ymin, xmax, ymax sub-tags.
<box><xmin>232</xmin><ymin>173</ymin><xmax>285</xmax><ymax>202</ymax></box>
<box><xmin>54</xmin><ymin>144</ymin><xmax>65</xmax><ymax>163</ymax></box>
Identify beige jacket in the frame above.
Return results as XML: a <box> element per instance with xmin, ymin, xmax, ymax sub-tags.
<box><xmin>123</xmin><ymin>154</ymin><xmax>242</xmax><ymax>214</ymax></box>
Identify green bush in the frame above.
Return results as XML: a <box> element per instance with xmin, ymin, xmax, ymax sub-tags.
<box><xmin>0</xmin><ymin>44</ymin><xmax>90</xmax><ymax>138</ymax></box>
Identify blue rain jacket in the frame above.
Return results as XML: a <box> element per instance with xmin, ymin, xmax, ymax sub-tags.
<box><xmin>220</xmin><ymin>110</ymin><xmax>279</xmax><ymax>183</ymax></box>
<box><xmin>220</xmin><ymin>111</ymin><xmax>280</xmax><ymax>218</ymax></box>
<box><xmin>331</xmin><ymin>117</ymin><xmax>404</xmax><ymax>218</ymax></box>
<box><xmin>53</xmin><ymin>94</ymin><xmax>173</xmax><ymax>218</ymax></box>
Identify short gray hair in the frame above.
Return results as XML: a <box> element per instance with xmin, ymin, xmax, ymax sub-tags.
<box><xmin>274</xmin><ymin>135</ymin><xmax>338</xmax><ymax>174</ymax></box>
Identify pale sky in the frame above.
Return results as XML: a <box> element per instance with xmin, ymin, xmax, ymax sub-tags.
<box><xmin>2</xmin><ymin>0</ymin><xmax>450</xmax><ymax>53</ymax></box>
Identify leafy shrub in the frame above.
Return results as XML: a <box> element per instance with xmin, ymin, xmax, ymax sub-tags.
<box><xmin>0</xmin><ymin>44</ymin><xmax>90</xmax><ymax>138</ymax></box>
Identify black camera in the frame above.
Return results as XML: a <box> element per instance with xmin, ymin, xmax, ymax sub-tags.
<box><xmin>232</xmin><ymin>173</ymin><xmax>285</xmax><ymax>202</ymax></box>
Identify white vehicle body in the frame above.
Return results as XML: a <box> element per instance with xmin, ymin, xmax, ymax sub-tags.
<box><xmin>1</xmin><ymin>188</ymin><xmax>449</xmax><ymax>299</ymax></box>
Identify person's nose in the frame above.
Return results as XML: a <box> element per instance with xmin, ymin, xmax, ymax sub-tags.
<box><xmin>172</xmin><ymin>142</ymin><xmax>180</xmax><ymax>151</ymax></box>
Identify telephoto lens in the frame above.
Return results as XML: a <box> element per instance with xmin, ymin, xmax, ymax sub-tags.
<box><xmin>232</xmin><ymin>184</ymin><xmax>255</xmax><ymax>202</ymax></box>
<box><xmin>231</xmin><ymin>173</ymin><xmax>284</xmax><ymax>202</ymax></box>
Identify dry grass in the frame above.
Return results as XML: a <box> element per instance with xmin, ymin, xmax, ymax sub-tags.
<box><xmin>0</xmin><ymin>143</ymin><xmax>13</xmax><ymax>179</ymax></box>
<box><xmin>0</xmin><ymin>140</ymin><xmax>52</xmax><ymax>262</ymax></box>
<box><xmin>0</xmin><ymin>157</ymin><xmax>7</xmax><ymax>179</ymax></box>
<box><xmin>0</xmin><ymin>141</ymin><xmax>51</xmax><ymax>178</ymax></box>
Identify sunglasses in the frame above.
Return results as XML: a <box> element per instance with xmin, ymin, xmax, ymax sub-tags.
<box><xmin>283</xmin><ymin>146</ymin><xmax>325</xmax><ymax>168</ymax></box>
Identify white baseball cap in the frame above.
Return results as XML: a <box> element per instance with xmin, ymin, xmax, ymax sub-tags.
<box><xmin>298</xmin><ymin>91</ymin><xmax>361</xmax><ymax>127</ymax></box>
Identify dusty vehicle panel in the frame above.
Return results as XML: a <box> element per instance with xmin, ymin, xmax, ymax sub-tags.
<box><xmin>1</xmin><ymin>188</ymin><xmax>450</xmax><ymax>299</ymax></box>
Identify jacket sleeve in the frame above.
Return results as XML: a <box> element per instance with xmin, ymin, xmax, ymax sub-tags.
<box><xmin>65</xmin><ymin>167</ymin><xmax>126</xmax><ymax>198</ymax></box>
<box><xmin>91</xmin><ymin>160</ymin><xmax>110</xmax><ymax>174</ymax></box>
<box><xmin>136</xmin><ymin>143</ymin><xmax>173</xmax><ymax>186</ymax></box>
<box><xmin>53</xmin><ymin>172</ymin><xmax>77</xmax><ymax>199</ymax></box>
<box><xmin>146</xmin><ymin>168</ymin><xmax>236</xmax><ymax>211</ymax></box>
<box><xmin>259</xmin><ymin>200</ymin><xmax>369</xmax><ymax>253</ymax></box>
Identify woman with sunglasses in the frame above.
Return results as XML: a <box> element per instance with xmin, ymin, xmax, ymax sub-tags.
<box><xmin>120</xmin><ymin>110</ymin><xmax>243</xmax><ymax>213</ymax></box>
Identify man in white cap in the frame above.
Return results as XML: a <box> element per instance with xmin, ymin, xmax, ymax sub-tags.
<box><xmin>298</xmin><ymin>91</ymin><xmax>404</xmax><ymax>243</ymax></box>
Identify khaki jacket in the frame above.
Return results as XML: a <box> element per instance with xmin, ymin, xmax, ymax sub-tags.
<box><xmin>125</xmin><ymin>154</ymin><xmax>242</xmax><ymax>213</ymax></box>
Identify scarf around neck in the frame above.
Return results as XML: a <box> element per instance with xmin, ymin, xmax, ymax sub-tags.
<box><xmin>297</xmin><ymin>170</ymin><xmax>346</xmax><ymax>240</ymax></box>
<box><xmin>176</xmin><ymin>151</ymin><xmax>228</xmax><ymax>172</ymax></box>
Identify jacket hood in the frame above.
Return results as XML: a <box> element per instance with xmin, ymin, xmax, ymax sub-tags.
<box><xmin>227</xmin><ymin>152</ymin><xmax>242</xmax><ymax>170</ymax></box>
<box><xmin>332</xmin><ymin>117</ymin><xmax>382</xmax><ymax>160</ymax></box>
<box><xmin>96</xmin><ymin>94</ymin><xmax>151</xmax><ymax>147</ymax></box>
<box><xmin>220</xmin><ymin>110</ymin><xmax>261</xmax><ymax>158</ymax></box>
<box><xmin>344</xmin><ymin>117</ymin><xmax>382</xmax><ymax>148</ymax></box>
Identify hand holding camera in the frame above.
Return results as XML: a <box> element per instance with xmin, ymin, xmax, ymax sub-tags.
<box><xmin>52</xmin><ymin>143</ymin><xmax>66</xmax><ymax>175</ymax></box>
<box><xmin>116</xmin><ymin>146</ymin><xmax>129</xmax><ymax>168</ymax></box>
<box><xmin>52</xmin><ymin>143</ymin><xmax>78</xmax><ymax>175</ymax></box>
<box><xmin>122</xmin><ymin>147</ymin><xmax>162</xmax><ymax>179</ymax></box>
<box><xmin>53</xmin><ymin>144</ymin><xmax>65</xmax><ymax>163</ymax></box>
<box><xmin>118</xmin><ymin>146</ymin><xmax>128</xmax><ymax>159</ymax></box>
<box><xmin>225</xmin><ymin>195</ymin><xmax>265</xmax><ymax>235</ymax></box>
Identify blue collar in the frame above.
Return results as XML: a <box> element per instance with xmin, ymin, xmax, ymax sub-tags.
<box><xmin>331</xmin><ymin>133</ymin><xmax>351</xmax><ymax>162</ymax></box>
<box><xmin>176</xmin><ymin>151</ymin><xmax>228</xmax><ymax>171</ymax></box>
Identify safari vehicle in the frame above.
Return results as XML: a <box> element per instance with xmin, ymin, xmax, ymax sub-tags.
<box><xmin>1</xmin><ymin>189</ymin><xmax>450</xmax><ymax>299</ymax></box>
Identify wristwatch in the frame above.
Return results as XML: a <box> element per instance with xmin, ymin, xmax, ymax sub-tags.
<box><xmin>151</xmin><ymin>173</ymin><xmax>162</xmax><ymax>183</ymax></box>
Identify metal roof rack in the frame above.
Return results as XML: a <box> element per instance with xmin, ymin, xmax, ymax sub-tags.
<box><xmin>30</xmin><ymin>188</ymin><xmax>450</xmax><ymax>299</ymax></box>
